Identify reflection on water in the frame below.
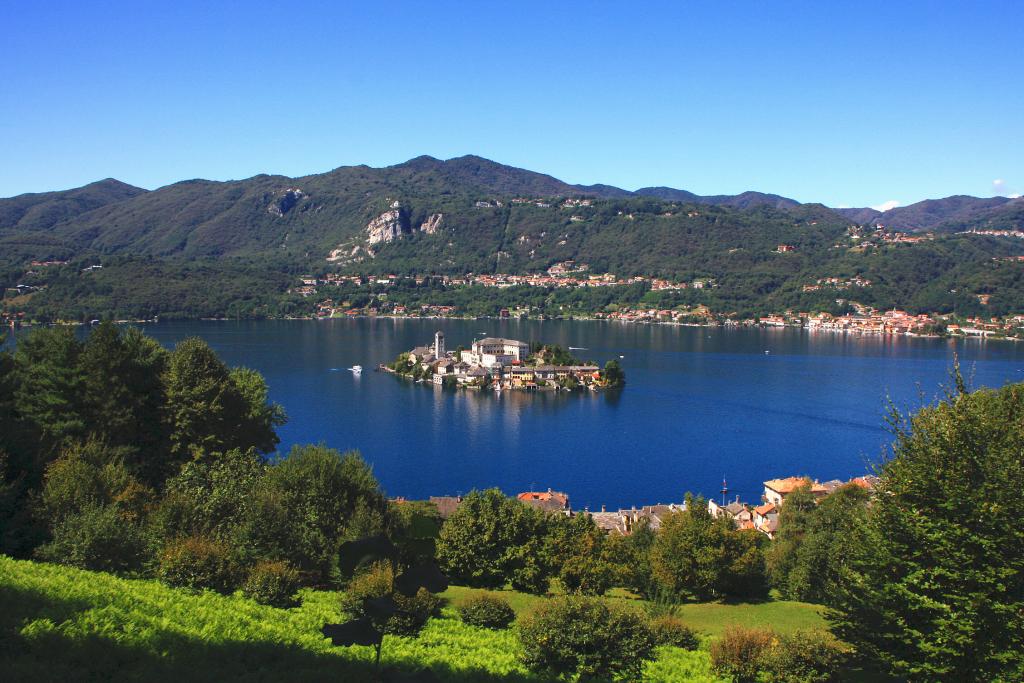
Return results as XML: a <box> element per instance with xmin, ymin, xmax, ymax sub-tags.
<box><xmin>67</xmin><ymin>318</ymin><xmax>1024</xmax><ymax>509</ymax></box>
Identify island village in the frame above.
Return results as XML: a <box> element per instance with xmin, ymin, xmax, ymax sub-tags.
<box><xmin>379</xmin><ymin>331</ymin><xmax>623</xmax><ymax>391</ymax></box>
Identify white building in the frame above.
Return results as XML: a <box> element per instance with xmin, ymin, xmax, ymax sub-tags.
<box><xmin>462</xmin><ymin>337</ymin><xmax>530</xmax><ymax>368</ymax></box>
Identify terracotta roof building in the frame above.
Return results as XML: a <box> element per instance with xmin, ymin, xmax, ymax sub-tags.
<box><xmin>517</xmin><ymin>489</ymin><xmax>570</xmax><ymax>514</ymax></box>
<box><xmin>763</xmin><ymin>477</ymin><xmax>829</xmax><ymax>506</ymax></box>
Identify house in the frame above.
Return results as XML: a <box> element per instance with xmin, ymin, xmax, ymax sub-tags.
<box><xmin>752</xmin><ymin>502</ymin><xmax>778</xmax><ymax>536</ymax></box>
<box><xmin>762</xmin><ymin>477</ymin><xmax>829</xmax><ymax>506</ymax></box>
<box><xmin>848</xmin><ymin>475</ymin><xmax>880</xmax><ymax>491</ymax></box>
<box><xmin>506</xmin><ymin>366</ymin><xmax>537</xmax><ymax>388</ymax></box>
<box><xmin>589</xmin><ymin>511</ymin><xmax>624</xmax><ymax>534</ymax></box>
<box><xmin>458</xmin><ymin>366</ymin><xmax>490</xmax><ymax>385</ymax></box>
<box><xmin>517</xmin><ymin>489</ymin><xmax>570</xmax><ymax>514</ymax></box>
<box><xmin>709</xmin><ymin>498</ymin><xmax>752</xmax><ymax>526</ymax></box>
<box><xmin>587</xmin><ymin>502</ymin><xmax>683</xmax><ymax>535</ymax></box>
<box><xmin>409</xmin><ymin>346</ymin><xmax>431</xmax><ymax>363</ymax></box>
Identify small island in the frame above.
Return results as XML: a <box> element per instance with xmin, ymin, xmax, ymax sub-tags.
<box><xmin>381</xmin><ymin>332</ymin><xmax>625</xmax><ymax>391</ymax></box>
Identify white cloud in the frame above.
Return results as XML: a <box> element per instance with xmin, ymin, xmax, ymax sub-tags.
<box><xmin>1010</xmin><ymin>193</ymin><xmax>1022</xmax><ymax>199</ymax></box>
<box><xmin>871</xmin><ymin>200</ymin><xmax>900</xmax><ymax>212</ymax></box>
<box><xmin>993</xmin><ymin>178</ymin><xmax>1006</xmax><ymax>192</ymax></box>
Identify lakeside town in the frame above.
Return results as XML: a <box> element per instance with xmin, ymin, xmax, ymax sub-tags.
<box><xmin>380</xmin><ymin>331</ymin><xmax>624</xmax><ymax>391</ymax></box>
<box><xmin>282</xmin><ymin>267</ymin><xmax>1024</xmax><ymax>341</ymax></box>
<box><xmin>423</xmin><ymin>472</ymin><xmax>879</xmax><ymax>540</ymax></box>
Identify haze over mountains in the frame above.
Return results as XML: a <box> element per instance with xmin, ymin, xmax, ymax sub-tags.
<box><xmin>2</xmin><ymin>155</ymin><xmax>1021</xmax><ymax>256</ymax></box>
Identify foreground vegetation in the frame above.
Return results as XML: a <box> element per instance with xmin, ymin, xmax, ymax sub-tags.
<box><xmin>1</xmin><ymin>556</ymin><xmax>735</xmax><ymax>682</ymax></box>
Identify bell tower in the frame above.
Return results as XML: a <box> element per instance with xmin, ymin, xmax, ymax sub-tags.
<box><xmin>434</xmin><ymin>330</ymin><xmax>445</xmax><ymax>358</ymax></box>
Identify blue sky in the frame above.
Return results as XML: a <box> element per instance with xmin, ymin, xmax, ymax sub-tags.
<box><xmin>1</xmin><ymin>1</ymin><xmax>1020</xmax><ymax>208</ymax></box>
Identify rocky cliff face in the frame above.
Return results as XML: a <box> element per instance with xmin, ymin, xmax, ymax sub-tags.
<box><xmin>419</xmin><ymin>212</ymin><xmax>444</xmax><ymax>234</ymax></box>
<box><xmin>268</xmin><ymin>188</ymin><xmax>306</xmax><ymax>216</ymax></box>
<box><xmin>366</xmin><ymin>208</ymin><xmax>407</xmax><ymax>245</ymax></box>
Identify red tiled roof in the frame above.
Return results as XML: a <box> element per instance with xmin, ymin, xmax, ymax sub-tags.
<box><xmin>764</xmin><ymin>476</ymin><xmax>828</xmax><ymax>495</ymax></box>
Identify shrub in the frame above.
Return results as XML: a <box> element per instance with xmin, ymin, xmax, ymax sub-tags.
<box><xmin>710</xmin><ymin>626</ymin><xmax>775</xmax><ymax>683</ymax></box>
<box><xmin>649</xmin><ymin>615</ymin><xmax>700</xmax><ymax>650</ymax></box>
<box><xmin>264</xmin><ymin>445</ymin><xmax>388</xmax><ymax>583</ymax></box>
<box><xmin>458</xmin><ymin>593</ymin><xmax>516</xmax><ymax>630</ymax></box>
<box><xmin>711</xmin><ymin>626</ymin><xmax>850</xmax><ymax>683</ymax></box>
<box><xmin>157</xmin><ymin>535</ymin><xmax>236</xmax><ymax>592</ymax></box>
<box><xmin>519</xmin><ymin>595</ymin><xmax>656</xmax><ymax>681</ymax></box>
<box><xmin>764</xmin><ymin>630</ymin><xmax>850</xmax><ymax>683</ymax></box>
<box><xmin>36</xmin><ymin>503</ymin><xmax>146</xmax><ymax>573</ymax></box>
<box><xmin>342</xmin><ymin>561</ymin><xmax>440</xmax><ymax>637</ymax></box>
<box><xmin>242</xmin><ymin>559</ymin><xmax>300</xmax><ymax>607</ymax></box>
<box><xmin>391</xmin><ymin>587</ymin><xmax>442</xmax><ymax>636</ymax></box>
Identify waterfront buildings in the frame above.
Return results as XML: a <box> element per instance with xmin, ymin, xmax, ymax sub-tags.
<box><xmin>389</xmin><ymin>333</ymin><xmax>608</xmax><ymax>391</ymax></box>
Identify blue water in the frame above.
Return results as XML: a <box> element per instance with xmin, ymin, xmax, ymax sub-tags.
<box><xmin>121</xmin><ymin>319</ymin><xmax>1023</xmax><ymax>510</ymax></box>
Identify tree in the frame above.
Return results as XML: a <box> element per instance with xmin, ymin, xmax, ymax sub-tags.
<box><xmin>607</xmin><ymin>518</ymin><xmax>656</xmax><ymax>596</ymax></box>
<box><xmin>162</xmin><ymin>337</ymin><xmax>284</xmax><ymax>465</ymax></box>
<box><xmin>0</xmin><ymin>342</ymin><xmax>41</xmax><ymax>556</ymax></box>
<box><xmin>650</xmin><ymin>493</ymin><xmax>767</xmax><ymax>601</ymax></box>
<box><xmin>547</xmin><ymin>513</ymin><xmax>616</xmax><ymax>595</ymax></box>
<box><xmin>602</xmin><ymin>359</ymin><xmax>625</xmax><ymax>387</ymax></box>
<box><xmin>162</xmin><ymin>337</ymin><xmax>240</xmax><ymax>462</ymax></box>
<box><xmin>13</xmin><ymin>326</ymin><xmax>86</xmax><ymax>446</ymax></box>
<box><xmin>436</xmin><ymin>488</ymin><xmax>522</xmax><ymax>589</ymax></box>
<box><xmin>830</xmin><ymin>380</ymin><xmax>1024</xmax><ymax>682</ymax></box>
<box><xmin>519</xmin><ymin>595</ymin><xmax>656</xmax><ymax>681</ymax></box>
<box><xmin>78</xmin><ymin>323</ymin><xmax>170</xmax><ymax>483</ymax></box>
<box><xmin>776</xmin><ymin>484</ymin><xmax>870</xmax><ymax>604</ymax></box>
<box><xmin>765</xmin><ymin>484</ymin><xmax>818</xmax><ymax>598</ymax></box>
<box><xmin>436</xmin><ymin>488</ymin><xmax>553</xmax><ymax>593</ymax></box>
<box><xmin>267</xmin><ymin>445</ymin><xmax>389</xmax><ymax>583</ymax></box>
<box><xmin>35</xmin><ymin>440</ymin><xmax>151</xmax><ymax>572</ymax></box>
<box><xmin>151</xmin><ymin>448</ymin><xmax>267</xmax><ymax>547</ymax></box>
<box><xmin>228</xmin><ymin>367</ymin><xmax>287</xmax><ymax>453</ymax></box>
<box><xmin>719</xmin><ymin>528</ymin><xmax>770</xmax><ymax>601</ymax></box>
<box><xmin>650</xmin><ymin>494</ymin><xmax>729</xmax><ymax>600</ymax></box>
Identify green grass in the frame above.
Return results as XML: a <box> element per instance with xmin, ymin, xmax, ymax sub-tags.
<box><xmin>1</xmin><ymin>556</ymin><xmax>833</xmax><ymax>682</ymax></box>
<box><xmin>442</xmin><ymin>585</ymin><xmax>828</xmax><ymax>637</ymax></box>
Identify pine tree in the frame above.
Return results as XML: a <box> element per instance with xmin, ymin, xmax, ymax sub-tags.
<box><xmin>830</xmin><ymin>380</ymin><xmax>1024</xmax><ymax>681</ymax></box>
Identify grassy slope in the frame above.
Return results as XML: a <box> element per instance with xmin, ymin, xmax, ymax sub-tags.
<box><xmin>1</xmin><ymin>557</ymin><xmax>832</xmax><ymax>682</ymax></box>
<box><xmin>441</xmin><ymin>585</ymin><xmax>828</xmax><ymax>637</ymax></box>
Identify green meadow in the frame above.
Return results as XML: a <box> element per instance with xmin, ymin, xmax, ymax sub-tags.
<box><xmin>1</xmin><ymin>556</ymin><xmax>834</xmax><ymax>682</ymax></box>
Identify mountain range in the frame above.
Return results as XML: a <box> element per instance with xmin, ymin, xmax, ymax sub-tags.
<box><xmin>2</xmin><ymin>155</ymin><xmax>1023</xmax><ymax>322</ymax></box>
<box><xmin>2</xmin><ymin>155</ymin><xmax>1021</xmax><ymax>261</ymax></box>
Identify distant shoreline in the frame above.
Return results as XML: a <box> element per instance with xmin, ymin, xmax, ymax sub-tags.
<box><xmin>8</xmin><ymin>313</ymin><xmax>1021</xmax><ymax>343</ymax></box>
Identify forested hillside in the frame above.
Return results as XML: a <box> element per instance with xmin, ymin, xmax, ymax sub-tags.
<box><xmin>2</xmin><ymin>155</ymin><xmax>1023</xmax><ymax>321</ymax></box>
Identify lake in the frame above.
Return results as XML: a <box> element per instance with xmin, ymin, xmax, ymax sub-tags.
<box><xmin>123</xmin><ymin>318</ymin><xmax>1022</xmax><ymax>510</ymax></box>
